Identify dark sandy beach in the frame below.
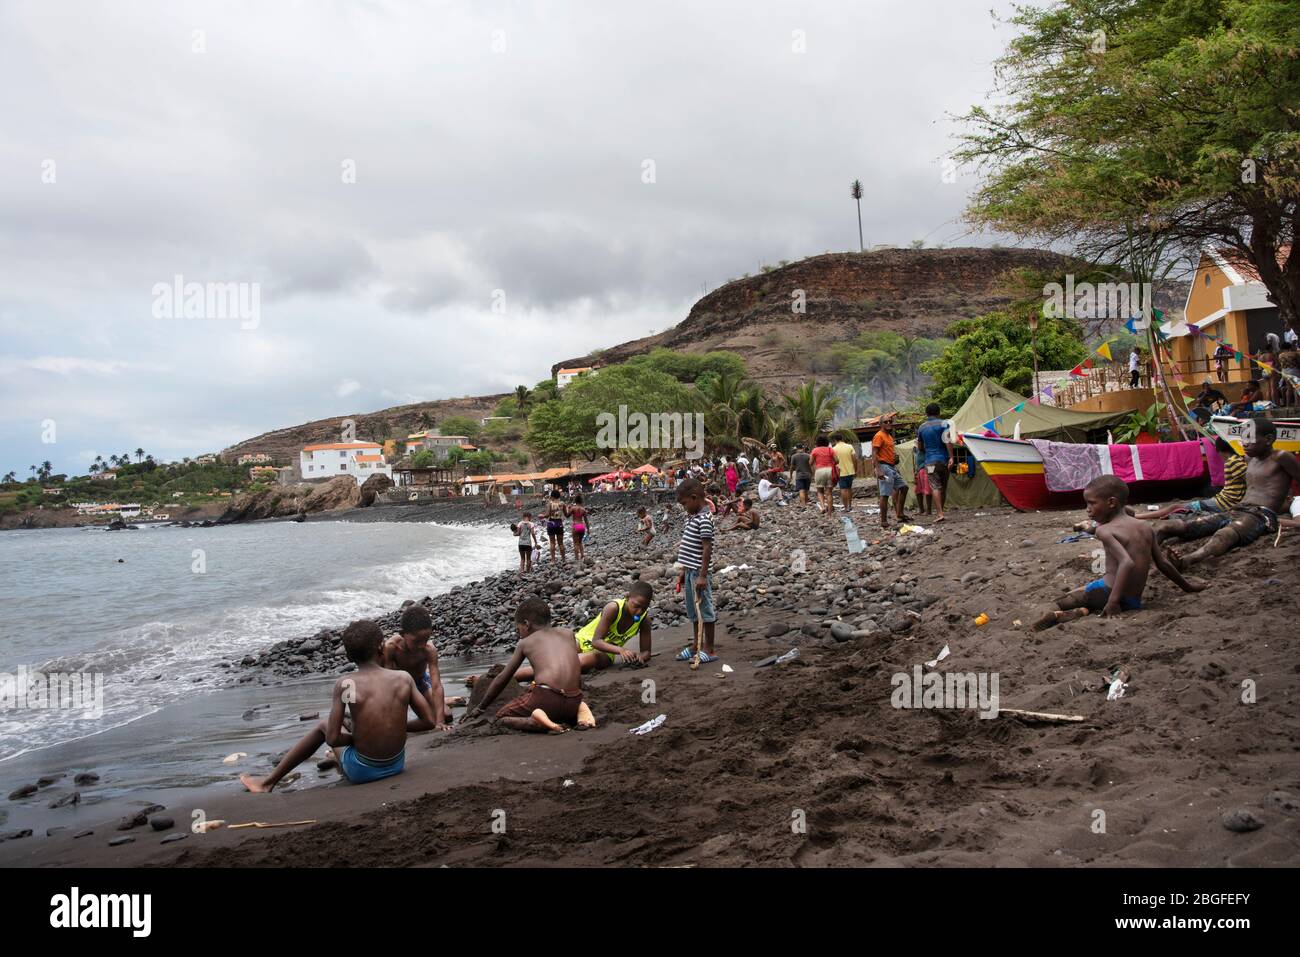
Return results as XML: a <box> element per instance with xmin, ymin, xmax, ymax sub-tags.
<box><xmin>4</xmin><ymin>493</ymin><xmax>1297</xmax><ymax>868</ymax></box>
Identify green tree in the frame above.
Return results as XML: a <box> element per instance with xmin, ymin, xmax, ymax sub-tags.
<box><xmin>955</xmin><ymin>0</ymin><xmax>1300</xmax><ymax>333</ymax></box>
<box><xmin>780</xmin><ymin>380</ymin><xmax>841</xmax><ymax>447</ymax></box>
<box><xmin>527</xmin><ymin>364</ymin><xmax>698</xmax><ymax>464</ymax></box>
<box><xmin>409</xmin><ymin>449</ymin><xmax>434</xmax><ymax>468</ymax></box>
<box><xmin>438</xmin><ymin>416</ymin><xmax>480</xmax><ymax>441</ymax></box>
<box><xmin>923</xmin><ymin>304</ymin><xmax>1086</xmax><ymax>413</ymax></box>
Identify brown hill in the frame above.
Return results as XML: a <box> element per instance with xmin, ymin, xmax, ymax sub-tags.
<box><xmin>223</xmin><ymin>247</ymin><xmax>1188</xmax><ymax>461</ymax></box>
<box><xmin>554</xmin><ymin>247</ymin><xmax>1075</xmax><ymax>386</ymax></box>
<box><xmin>221</xmin><ymin>393</ymin><xmax>505</xmax><ymax>465</ymax></box>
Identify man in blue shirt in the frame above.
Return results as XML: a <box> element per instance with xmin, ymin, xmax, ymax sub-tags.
<box><xmin>915</xmin><ymin>403</ymin><xmax>955</xmax><ymax>522</ymax></box>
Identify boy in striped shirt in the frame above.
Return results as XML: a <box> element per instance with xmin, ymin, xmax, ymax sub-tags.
<box><xmin>674</xmin><ymin>478</ymin><xmax>718</xmax><ymax>662</ymax></box>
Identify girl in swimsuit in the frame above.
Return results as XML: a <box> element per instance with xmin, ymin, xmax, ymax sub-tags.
<box><xmin>570</xmin><ymin>494</ymin><xmax>588</xmax><ymax>561</ymax></box>
<box><xmin>545</xmin><ymin>490</ymin><xmax>569</xmax><ymax>563</ymax></box>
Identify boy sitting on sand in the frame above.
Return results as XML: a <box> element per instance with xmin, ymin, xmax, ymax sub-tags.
<box><xmin>461</xmin><ymin>597</ymin><xmax>596</xmax><ymax>733</ymax></box>
<box><xmin>241</xmin><ymin>620</ymin><xmax>437</xmax><ymax>792</ymax></box>
<box><xmin>1034</xmin><ymin>476</ymin><xmax>1206</xmax><ymax>630</ymax></box>
<box><xmin>382</xmin><ymin>604</ymin><xmax>452</xmax><ymax>728</ymax></box>
<box><xmin>726</xmin><ymin>497</ymin><xmax>761</xmax><ymax>530</ymax></box>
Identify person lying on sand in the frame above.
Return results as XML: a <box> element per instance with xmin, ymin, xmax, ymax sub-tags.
<box><xmin>241</xmin><ymin>620</ymin><xmax>437</xmax><ymax>792</ymax></box>
<box><xmin>1155</xmin><ymin>420</ymin><xmax>1300</xmax><ymax>568</ymax></box>
<box><xmin>460</xmin><ymin>597</ymin><xmax>596</xmax><ymax>733</ymax></box>
<box><xmin>382</xmin><ymin>604</ymin><xmax>453</xmax><ymax>729</ymax></box>
<box><xmin>1034</xmin><ymin>476</ymin><xmax>1206</xmax><ymax>630</ymax></box>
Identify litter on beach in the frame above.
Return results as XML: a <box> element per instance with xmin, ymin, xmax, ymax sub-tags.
<box><xmin>221</xmin><ymin>752</ymin><xmax>249</xmax><ymax>764</ymax></box>
<box><xmin>194</xmin><ymin>820</ymin><xmax>226</xmax><ymax>833</ymax></box>
<box><xmin>629</xmin><ymin>714</ymin><xmax>667</xmax><ymax>735</ymax></box>
<box><xmin>999</xmin><ymin>708</ymin><xmax>1085</xmax><ymax>723</ymax></box>
<box><xmin>925</xmin><ymin>645</ymin><xmax>951</xmax><ymax>668</ymax></box>
<box><xmin>227</xmin><ymin>820</ymin><xmax>317</xmax><ymax>830</ymax></box>
<box><xmin>721</xmin><ymin>664</ymin><xmax>734</xmax><ymax>673</ymax></box>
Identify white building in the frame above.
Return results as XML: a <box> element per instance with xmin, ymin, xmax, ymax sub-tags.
<box><xmin>237</xmin><ymin>453</ymin><xmax>273</xmax><ymax>465</ymax></box>
<box><xmin>299</xmin><ymin>442</ymin><xmax>392</xmax><ymax>485</ymax></box>
<box><xmin>555</xmin><ymin>366</ymin><xmax>595</xmax><ymax>389</ymax></box>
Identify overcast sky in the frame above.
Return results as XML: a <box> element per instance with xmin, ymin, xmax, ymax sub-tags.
<box><xmin>0</xmin><ymin>0</ymin><xmax>1023</xmax><ymax>476</ymax></box>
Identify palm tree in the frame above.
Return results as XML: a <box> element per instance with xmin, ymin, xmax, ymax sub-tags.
<box><xmin>850</xmin><ymin>179</ymin><xmax>864</xmax><ymax>252</ymax></box>
<box><xmin>696</xmin><ymin>368</ymin><xmax>756</xmax><ymax>454</ymax></box>
<box><xmin>514</xmin><ymin>385</ymin><xmax>532</xmax><ymax>410</ymax></box>
<box><xmin>780</xmin><ymin>381</ymin><xmax>841</xmax><ymax>447</ymax></box>
<box><xmin>135</xmin><ymin>447</ymin><xmax>144</xmax><ymax>462</ymax></box>
<box><xmin>39</xmin><ymin>461</ymin><xmax>53</xmax><ymax>481</ymax></box>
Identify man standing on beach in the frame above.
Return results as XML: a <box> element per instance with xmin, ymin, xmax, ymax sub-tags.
<box><xmin>832</xmin><ymin>434</ymin><xmax>858</xmax><ymax>512</ymax></box>
<box><xmin>871</xmin><ymin>419</ymin><xmax>909</xmax><ymax>529</ymax></box>
<box><xmin>915</xmin><ymin>403</ymin><xmax>954</xmax><ymax>523</ymax></box>
<box><xmin>790</xmin><ymin>443</ymin><xmax>813</xmax><ymax>506</ymax></box>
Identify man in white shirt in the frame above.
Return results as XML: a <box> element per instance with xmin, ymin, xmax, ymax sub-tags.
<box><xmin>757</xmin><ymin>476</ymin><xmax>785</xmax><ymax>504</ymax></box>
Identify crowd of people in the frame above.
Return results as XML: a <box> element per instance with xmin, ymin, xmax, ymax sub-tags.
<box><xmin>241</xmin><ymin>392</ymin><xmax>1297</xmax><ymax>788</ymax></box>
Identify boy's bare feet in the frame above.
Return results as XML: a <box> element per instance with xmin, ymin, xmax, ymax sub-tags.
<box><xmin>531</xmin><ymin>708</ymin><xmax>566</xmax><ymax>733</ymax></box>
<box><xmin>576</xmin><ymin>701</ymin><xmax>597</xmax><ymax>729</ymax></box>
<box><xmin>240</xmin><ymin>772</ymin><xmax>272</xmax><ymax>793</ymax></box>
<box><xmin>1032</xmin><ymin>608</ymin><xmax>1090</xmax><ymax>631</ymax></box>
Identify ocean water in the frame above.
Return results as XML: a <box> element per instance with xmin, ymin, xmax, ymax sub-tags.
<box><xmin>0</xmin><ymin>519</ymin><xmax>515</xmax><ymax>764</ymax></box>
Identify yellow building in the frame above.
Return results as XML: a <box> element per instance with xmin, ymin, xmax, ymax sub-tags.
<box><xmin>1161</xmin><ymin>247</ymin><xmax>1290</xmax><ymax>393</ymax></box>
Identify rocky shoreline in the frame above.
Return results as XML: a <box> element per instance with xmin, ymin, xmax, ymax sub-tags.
<box><xmin>222</xmin><ymin>493</ymin><xmax>941</xmax><ymax>686</ymax></box>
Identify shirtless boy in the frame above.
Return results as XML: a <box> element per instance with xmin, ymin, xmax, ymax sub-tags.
<box><xmin>460</xmin><ymin>597</ymin><xmax>596</xmax><ymax>733</ymax></box>
<box><xmin>1034</xmin><ymin>475</ymin><xmax>1205</xmax><ymax>630</ymax></box>
<box><xmin>382</xmin><ymin>604</ymin><xmax>452</xmax><ymax>728</ymax></box>
<box><xmin>241</xmin><ymin>620</ymin><xmax>436</xmax><ymax>791</ymax></box>
<box><xmin>1157</xmin><ymin>420</ymin><xmax>1300</xmax><ymax>567</ymax></box>
<box><xmin>507</xmin><ymin>582</ymin><xmax>654</xmax><ymax>683</ymax></box>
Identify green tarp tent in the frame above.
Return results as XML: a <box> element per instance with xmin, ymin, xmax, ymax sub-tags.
<box><xmin>895</xmin><ymin>377</ymin><xmax>1131</xmax><ymax>510</ymax></box>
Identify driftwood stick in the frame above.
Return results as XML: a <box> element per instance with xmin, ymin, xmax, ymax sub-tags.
<box><xmin>998</xmin><ymin>708</ymin><xmax>1085</xmax><ymax>723</ymax></box>
<box><xmin>227</xmin><ymin>820</ymin><xmax>318</xmax><ymax>830</ymax></box>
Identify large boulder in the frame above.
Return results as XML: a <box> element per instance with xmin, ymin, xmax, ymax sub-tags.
<box><xmin>358</xmin><ymin>473</ymin><xmax>394</xmax><ymax>508</ymax></box>
<box><xmin>219</xmin><ymin>476</ymin><xmax>360</xmax><ymax>523</ymax></box>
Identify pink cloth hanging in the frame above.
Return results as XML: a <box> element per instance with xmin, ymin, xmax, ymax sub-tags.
<box><xmin>1201</xmin><ymin>437</ymin><xmax>1225</xmax><ymax>487</ymax></box>
<box><xmin>1134</xmin><ymin>440</ymin><xmax>1207</xmax><ymax>482</ymax></box>
<box><xmin>1108</xmin><ymin>445</ymin><xmax>1139</xmax><ymax>483</ymax></box>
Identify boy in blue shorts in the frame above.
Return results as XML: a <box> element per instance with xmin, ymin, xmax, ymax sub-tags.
<box><xmin>674</xmin><ymin>478</ymin><xmax>718</xmax><ymax>662</ymax></box>
<box><xmin>1033</xmin><ymin>475</ymin><xmax>1205</xmax><ymax>630</ymax></box>
<box><xmin>240</xmin><ymin>619</ymin><xmax>437</xmax><ymax>791</ymax></box>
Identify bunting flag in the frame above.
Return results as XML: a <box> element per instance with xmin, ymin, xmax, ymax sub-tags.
<box><xmin>1014</xmin><ymin>402</ymin><xmax>1026</xmax><ymax>412</ymax></box>
<box><xmin>1083</xmin><ymin>358</ymin><xmax>1095</xmax><ymax>369</ymax></box>
<box><xmin>1123</xmin><ymin>318</ymin><xmax>1138</xmax><ymax>334</ymax></box>
<box><xmin>1096</xmin><ymin>341</ymin><xmax>1113</xmax><ymax>362</ymax></box>
<box><xmin>1041</xmin><ymin>383</ymin><xmax>1055</xmax><ymax>399</ymax></box>
<box><xmin>1068</xmin><ymin>364</ymin><xmax>1087</xmax><ymax>378</ymax></box>
<box><xmin>1029</xmin><ymin>396</ymin><xmax>1041</xmax><ymax>405</ymax></box>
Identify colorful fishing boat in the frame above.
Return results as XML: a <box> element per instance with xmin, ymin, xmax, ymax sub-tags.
<box><xmin>960</xmin><ymin>433</ymin><xmax>1212</xmax><ymax>511</ymax></box>
<box><xmin>1209</xmin><ymin>415</ymin><xmax>1300</xmax><ymax>455</ymax></box>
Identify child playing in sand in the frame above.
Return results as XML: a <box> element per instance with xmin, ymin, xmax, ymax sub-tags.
<box><xmin>674</xmin><ymin>478</ymin><xmax>718</xmax><ymax>663</ymax></box>
<box><xmin>637</xmin><ymin>506</ymin><xmax>655</xmax><ymax>545</ymax></box>
<box><xmin>504</xmin><ymin>581</ymin><xmax>655</xmax><ymax>682</ymax></box>
<box><xmin>461</xmin><ymin>598</ymin><xmax>595</xmax><ymax>733</ymax></box>
<box><xmin>241</xmin><ymin>620</ymin><xmax>438</xmax><ymax>792</ymax></box>
<box><xmin>1034</xmin><ymin>476</ymin><xmax>1206</xmax><ymax>630</ymax></box>
<box><xmin>382</xmin><ymin>605</ymin><xmax>452</xmax><ymax>728</ymax></box>
<box><xmin>512</xmin><ymin>512</ymin><xmax>539</xmax><ymax>573</ymax></box>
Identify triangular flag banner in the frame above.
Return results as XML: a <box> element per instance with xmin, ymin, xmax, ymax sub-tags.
<box><xmin>1234</xmin><ymin>351</ymin><xmax>1242</xmax><ymax>361</ymax></box>
<box><xmin>1096</xmin><ymin>342</ymin><xmax>1113</xmax><ymax>362</ymax></box>
<box><xmin>981</xmin><ymin>419</ymin><xmax>998</xmax><ymax>432</ymax></box>
<box><xmin>1029</xmin><ymin>396</ymin><xmax>1040</xmax><ymax>405</ymax></box>
<box><xmin>1123</xmin><ymin>318</ymin><xmax>1137</xmax><ymax>334</ymax></box>
<box><xmin>1083</xmin><ymin>358</ymin><xmax>1095</xmax><ymax>369</ymax></box>
<box><xmin>1042</xmin><ymin>383</ymin><xmax>1055</xmax><ymax>398</ymax></box>
<box><xmin>1014</xmin><ymin>402</ymin><xmax>1026</xmax><ymax>412</ymax></box>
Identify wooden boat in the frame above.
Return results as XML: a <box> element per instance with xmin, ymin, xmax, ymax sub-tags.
<box><xmin>1209</xmin><ymin>415</ymin><xmax>1300</xmax><ymax>455</ymax></box>
<box><xmin>960</xmin><ymin>433</ymin><xmax>1211</xmax><ymax>511</ymax></box>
